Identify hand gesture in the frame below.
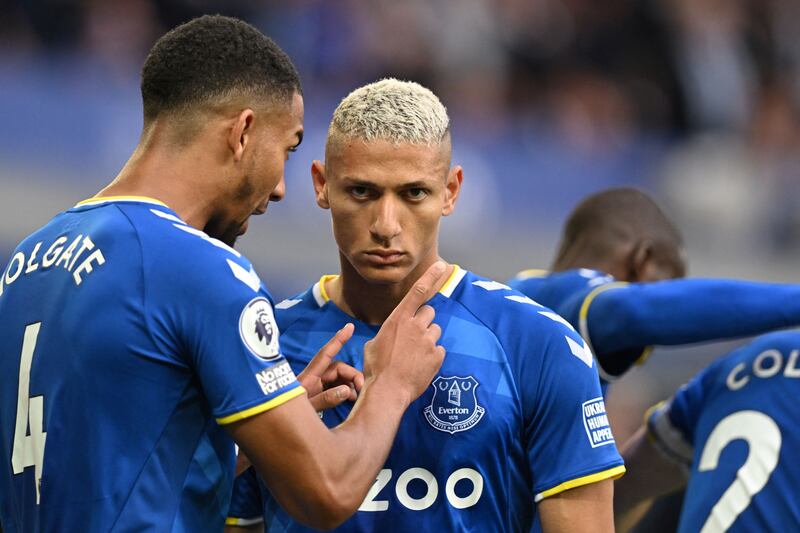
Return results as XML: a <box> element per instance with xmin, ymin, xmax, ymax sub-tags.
<box><xmin>298</xmin><ymin>324</ymin><xmax>365</xmax><ymax>411</ymax></box>
<box><xmin>363</xmin><ymin>261</ymin><xmax>449</xmax><ymax>406</ymax></box>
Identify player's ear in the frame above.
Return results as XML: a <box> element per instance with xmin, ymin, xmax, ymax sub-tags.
<box><xmin>311</xmin><ymin>160</ymin><xmax>330</xmax><ymax>209</ymax></box>
<box><xmin>228</xmin><ymin>108</ymin><xmax>255</xmax><ymax>163</ymax></box>
<box><xmin>629</xmin><ymin>240</ymin><xmax>654</xmax><ymax>282</ymax></box>
<box><xmin>442</xmin><ymin>165</ymin><xmax>463</xmax><ymax>216</ymax></box>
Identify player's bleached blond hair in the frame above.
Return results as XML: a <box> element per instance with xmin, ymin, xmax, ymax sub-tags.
<box><xmin>328</xmin><ymin>78</ymin><xmax>450</xmax><ymax>146</ymax></box>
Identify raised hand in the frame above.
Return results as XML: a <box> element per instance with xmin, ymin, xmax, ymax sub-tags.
<box><xmin>298</xmin><ymin>323</ymin><xmax>365</xmax><ymax>411</ymax></box>
<box><xmin>363</xmin><ymin>261</ymin><xmax>449</xmax><ymax>406</ymax></box>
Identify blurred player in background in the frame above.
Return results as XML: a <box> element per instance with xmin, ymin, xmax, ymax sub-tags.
<box><xmin>615</xmin><ymin>330</ymin><xmax>800</xmax><ymax>531</ymax></box>
<box><xmin>509</xmin><ymin>188</ymin><xmax>800</xmax><ymax>388</ymax></box>
<box><xmin>0</xmin><ymin>16</ymin><xmax>448</xmax><ymax>532</ymax></box>
<box><xmin>226</xmin><ymin>79</ymin><xmax>623</xmax><ymax>533</ymax></box>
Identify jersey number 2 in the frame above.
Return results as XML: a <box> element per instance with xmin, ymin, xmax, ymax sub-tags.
<box><xmin>698</xmin><ymin>410</ymin><xmax>781</xmax><ymax>533</ymax></box>
<box><xmin>11</xmin><ymin>322</ymin><xmax>47</xmax><ymax>504</ymax></box>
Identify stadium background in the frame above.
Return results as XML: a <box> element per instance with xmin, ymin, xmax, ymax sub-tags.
<box><xmin>1</xmin><ymin>0</ymin><xmax>799</xmax><ymax>444</ymax></box>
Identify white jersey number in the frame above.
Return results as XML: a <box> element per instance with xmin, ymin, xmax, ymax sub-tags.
<box><xmin>11</xmin><ymin>322</ymin><xmax>47</xmax><ymax>504</ymax></box>
<box><xmin>698</xmin><ymin>410</ymin><xmax>781</xmax><ymax>533</ymax></box>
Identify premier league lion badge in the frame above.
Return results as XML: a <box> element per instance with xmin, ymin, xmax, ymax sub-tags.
<box><xmin>424</xmin><ymin>376</ymin><xmax>485</xmax><ymax>434</ymax></box>
<box><xmin>239</xmin><ymin>296</ymin><xmax>281</xmax><ymax>361</ymax></box>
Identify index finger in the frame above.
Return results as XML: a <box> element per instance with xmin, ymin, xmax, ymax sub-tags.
<box><xmin>389</xmin><ymin>261</ymin><xmax>449</xmax><ymax>320</ymax></box>
<box><xmin>300</xmin><ymin>323</ymin><xmax>355</xmax><ymax>378</ymax></box>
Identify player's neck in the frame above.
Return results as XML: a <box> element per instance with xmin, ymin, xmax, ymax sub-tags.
<box><xmin>327</xmin><ymin>256</ymin><xmax>453</xmax><ymax>325</ymax></box>
<box><xmin>552</xmin><ymin>250</ymin><xmax>619</xmax><ymax>278</ymax></box>
<box><xmin>95</xmin><ymin>129</ymin><xmax>218</xmax><ymax>231</ymax></box>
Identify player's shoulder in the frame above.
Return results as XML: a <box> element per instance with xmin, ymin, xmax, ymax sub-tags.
<box><xmin>714</xmin><ymin>330</ymin><xmax>800</xmax><ymax>379</ymax></box>
<box><xmin>507</xmin><ymin>267</ymin><xmax>549</xmax><ymax>291</ymax></box>
<box><xmin>450</xmin><ymin>268</ymin><xmax>587</xmax><ymax>351</ymax></box>
<box><xmin>94</xmin><ymin>199</ymin><xmax>268</xmax><ymax>299</ymax></box>
<box><xmin>273</xmin><ymin>279</ymin><xmax>329</xmax><ymax>331</ymax></box>
<box><xmin>449</xmin><ymin>269</ymin><xmax>599</xmax><ymax>393</ymax></box>
<box><xmin>743</xmin><ymin>330</ymin><xmax>800</xmax><ymax>355</ymax></box>
<box><xmin>115</xmin><ymin>201</ymin><xmax>235</xmax><ymax>255</ymax></box>
<box><xmin>509</xmin><ymin>267</ymin><xmax>614</xmax><ymax>299</ymax></box>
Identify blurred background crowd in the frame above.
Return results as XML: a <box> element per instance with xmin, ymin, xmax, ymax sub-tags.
<box><xmin>2</xmin><ymin>0</ymin><xmax>800</xmax><ymax>442</ymax></box>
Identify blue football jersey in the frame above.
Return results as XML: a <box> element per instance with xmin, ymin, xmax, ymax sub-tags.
<box><xmin>508</xmin><ymin>269</ymin><xmax>648</xmax><ymax>383</ymax></box>
<box><xmin>229</xmin><ymin>267</ymin><xmax>625</xmax><ymax>532</ymax></box>
<box><xmin>0</xmin><ymin>197</ymin><xmax>304</xmax><ymax>532</ymax></box>
<box><xmin>648</xmin><ymin>331</ymin><xmax>800</xmax><ymax>532</ymax></box>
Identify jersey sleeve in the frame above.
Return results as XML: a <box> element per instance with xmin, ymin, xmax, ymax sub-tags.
<box><xmin>517</xmin><ymin>314</ymin><xmax>626</xmax><ymax>502</ymax></box>
<box><xmin>146</xmin><ymin>248</ymin><xmax>305</xmax><ymax>425</ymax></box>
<box><xmin>646</xmin><ymin>358</ymin><xmax>720</xmax><ymax>465</ymax></box>
<box><xmin>560</xmin><ymin>281</ymin><xmax>654</xmax><ymax>381</ymax></box>
<box><xmin>226</xmin><ymin>467</ymin><xmax>265</xmax><ymax>527</ymax></box>
<box><xmin>580</xmin><ymin>278</ymin><xmax>800</xmax><ymax>379</ymax></box>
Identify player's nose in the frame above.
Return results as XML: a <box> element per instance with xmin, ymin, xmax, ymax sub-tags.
<box><xmin>270</xmin><ymin>175</ymin><xmax>286</xmax><ymax>204</ymax></box>
<box><xmin>370</xmin><ymin>197</ymin><xmax>401</xmax><ymax>242</ymax></box>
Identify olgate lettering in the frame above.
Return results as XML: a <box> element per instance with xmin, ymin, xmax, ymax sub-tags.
<box><xmin>359</xmin><ymin>467</ymin><xmax>484</xmax><ymax>512</ymax></box>
<box><xmin>0</xmin><ymin>234</ymin><xmax>105</xmax><ymax>297</ymax></box>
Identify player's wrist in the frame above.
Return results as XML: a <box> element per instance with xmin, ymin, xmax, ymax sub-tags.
<box><xmin>362</xmin><ymin>374</ymin><xmax>413</xmax><ymax>411</ymax></box>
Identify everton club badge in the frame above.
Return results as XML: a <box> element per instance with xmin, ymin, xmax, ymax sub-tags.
<box><xmin>424</xmin><ymin>376</ymin><xmax>485</xmax><ymax>434</ymax></box>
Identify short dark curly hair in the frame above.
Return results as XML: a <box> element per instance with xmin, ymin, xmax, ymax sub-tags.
<box><xmin>140</xmin><ymin>15</ymin><xmax>301</xmax><ymax>123</ymax></box>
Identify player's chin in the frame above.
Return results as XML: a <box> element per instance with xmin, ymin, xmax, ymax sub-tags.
<box><xmin>219</xmin><ymin>230</ymin><xmax>240</xmax><ymax>248</ymax></box>
<box><xmin>204</xmin><ymin>219</ymin><xmax>241</xmax><ymax>248</ymax></box>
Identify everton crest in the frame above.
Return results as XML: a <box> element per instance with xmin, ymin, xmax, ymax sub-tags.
<box><xmin>424</xmin><ymin>376</ymin><xmax>485</xmax><ymax>434</ymax></box>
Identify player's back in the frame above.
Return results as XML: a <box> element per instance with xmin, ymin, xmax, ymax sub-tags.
<box><xmin>508</xmin><ymin>269</ymin><xmax>611</xmax><ymax>309</ymax></box>
<box><xmin>650</xmin><ymin>331</ymin><xmax>800</xmax><ymax>532</ymax></box>
<box><xmin>0</xmin><ymin>198</ymin><xmax>234</xmax><ymax>532</ymax></box>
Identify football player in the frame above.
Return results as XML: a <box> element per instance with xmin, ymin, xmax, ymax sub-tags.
<box><xmin>226</xmin><ymin>79</ymin><xmax>623</xmax><ymax>532</ymax></box>
<box><xmin>0</xmin><ymin>16</ymin><xmax>447</xmax><ymax>532</ymax></box>
<box><xmin>615</xmin><ymin>330</ymin><xmax>800</xmax><ymax>531</ymax></box>
<box><xmin>509</xmin><ymin>188</ymin><xmax>800</xmax><ymax>389</ymax></box>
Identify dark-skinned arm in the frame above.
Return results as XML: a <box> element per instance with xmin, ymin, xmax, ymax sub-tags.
<box><xmin>224</xmin><ymin>262</ymin><xmax>448</xmax><ymax>530</ymax></box>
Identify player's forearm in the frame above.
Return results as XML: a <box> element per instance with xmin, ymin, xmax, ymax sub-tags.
<box><xmin>237</xmin><ymin>378</ymin><xmax>410</xmax><ymax>530</ymax></box>
<box><xmin>615</xmin><ymin>499</ymin><xmax>653</xmax><ymax>533</ymax></box>
<box><xmin>590</xmin><ymin>279</ymin><xmax>800</xmax><ymax>354</ymax></box>
<box><xmin>322</xmin><ymin>376</ymin><xmax>410</xmax><ymax>506</ymax></box>
<box><xmin>615</xmin><ymin>427</ymin><xmax>686</xmax><ymax>530</ymax></box>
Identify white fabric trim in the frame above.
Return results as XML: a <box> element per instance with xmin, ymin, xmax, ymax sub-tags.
<box><xmin>440</xmin><ymin>266</ymin><xmax>467</xmax><ymax>297</ymax></box>
<box><xmin>311</xmin><ymin>281</ymin><xmax>326</xmax><ymax>308</ymax></box>
<box><xmin>648</xmin><ymin>402</ymin><xmax>694</xmax><ymax>465</ymax></box>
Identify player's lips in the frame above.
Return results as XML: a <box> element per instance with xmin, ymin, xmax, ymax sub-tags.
<box><xmin>364</xmin><ymin>250</ymin><xmax>406</xmax><ymax>265</ymax></box>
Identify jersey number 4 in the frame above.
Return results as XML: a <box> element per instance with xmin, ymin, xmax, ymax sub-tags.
<box><xmin>11</xmin><ymin>322</ymin><xmax>47</xmax><ymax>504</ymax></box>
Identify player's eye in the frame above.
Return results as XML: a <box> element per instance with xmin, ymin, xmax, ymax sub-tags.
<box><xmin>350</xmin><ymin>186</ymin><xmax>371</xmax><ymax>199</ymax></box>
<box><xmin>405</xmin><ymin>188</ymin><xmax>428</xmax><ymax>201</ymax></box>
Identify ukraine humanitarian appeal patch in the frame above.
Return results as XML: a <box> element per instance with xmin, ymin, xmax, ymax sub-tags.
<box><xmin>239</xmin><ymin>297</ymin><xmax>280</xmax><ymax>360</ymax></box>
<box><xmin>582</xmin><ymin>397</ymin><xmax>615</xmax><ymax>447</ymax></box>
<box><xmin>424</xmin><ymin>376</ymin><xmax>485</xmax><ymax>434</ymax></box>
